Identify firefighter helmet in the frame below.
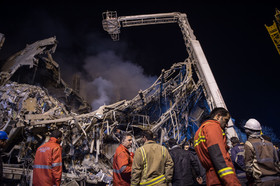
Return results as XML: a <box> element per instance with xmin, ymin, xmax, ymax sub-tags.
<box><xmin>244</xmin><ymin>118</ymin><xmax>262</xmax><ymax>131</ymax></box>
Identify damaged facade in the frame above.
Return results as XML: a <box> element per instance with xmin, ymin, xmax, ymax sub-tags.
<box><xmin>0</xmin><ymin>11</ymin><xmax>237</xmax><ymax>185</ymax></box>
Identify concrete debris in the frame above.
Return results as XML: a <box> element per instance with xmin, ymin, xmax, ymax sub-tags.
<box><xmin>0</xmin><ymin>36</ymin><xmax>91</xmax><ymax>114</ymax></box>
<box><xmin>0</xmin><ymin>82</ymin><xmax>69</xmax><ymax>130</ymax></box>
<box><xmin>0</xmin><ymin>26</ymin><xmax>213</xmax><ymax>185</ymax></box>
<box><xmin>0</xmin><ymin>35</ymin><xmax>113</xmax><ymax>185</ymax></box>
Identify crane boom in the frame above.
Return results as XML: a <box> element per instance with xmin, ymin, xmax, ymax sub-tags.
<box><xmin>265</xmin><ymin>8</ymin><xmax>280</xmax><ymax>55</ymax></box>
<box><xmin>102</xmin><ymin>11</ymin><xmax>237</xmax><ymax>139</ymax></box>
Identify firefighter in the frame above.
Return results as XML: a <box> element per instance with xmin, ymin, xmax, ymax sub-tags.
<box><xmin>0</xmin><ymin>131</ymin><xmax>8</xmax><ymax>183</ymax></box>
<box><xmin>194</xmin><ymin>107</ymin><xmax>241</xmax><ymax>186</ymax></box>
<box><xmin>33</xmin><ymin>130</ymin><xmax>63</xmax><ymax>186</ymax></box>
<box><xmin>244</xmin><ymin>118</ymin><xmax>280</xmax><ymax>185</ymax></box>
<box><xmin>131</xmin><ymin>130</ymin><xmax>174</xmax><ymax>186</ymax></box>
<box><xmin>113</xmin><ymin>132</ymin><xmax>133</xmax><ymax>186</ymax></box>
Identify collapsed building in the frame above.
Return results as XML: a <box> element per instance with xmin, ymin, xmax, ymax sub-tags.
<box><xmin>0</xmin><ymin>11</ymin><xmax>237</xmax><ymax>185</ymax></box>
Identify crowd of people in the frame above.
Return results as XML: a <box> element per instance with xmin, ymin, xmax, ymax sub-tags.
<box><xmin>112</xmin><ymin>107</ymin><xmax>280</xmax><ymax>186</ymax></box>
<box><xmin>1</xmin><ymin>107</ymin><xmax>280</xmax><ymax>185</ymax></box>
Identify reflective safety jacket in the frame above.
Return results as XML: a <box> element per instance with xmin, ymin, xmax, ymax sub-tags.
<box><xmin>113</xmin><ymin>144</ymin><xmax>133</xmax><ymax>186</ymax></box>
<box><xmin>33</xmin><ymin>137</ymin><xmax>62</xmax><ymax>186</ymax></box>
<box><xmin>194</xmin><ymin>120</ymin><xmax>241</xmax><ymax>186</ymax></box>
<box><xmin>131</xmin><ymin>141</ymin><xmax>174</xmax><ymax>186</ymax></box>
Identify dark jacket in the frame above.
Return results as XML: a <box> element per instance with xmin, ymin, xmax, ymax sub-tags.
<box><xmin>230</xmin><ymin>143</ymin><xmax>248</xmax><ymax>185</ymax></box>
<box><xmin>188</xmin><ymin>147</ymin><xmax>206</xmax><ymax>185</ymax></box>
<box><xmin>169</xmin><ymin>145</ymin><xmax>200</xmax><ymax>186</ymax></box>
<box><xmin>230</xmin><ymin>144</ymin><xmax>246</xmax><ymax>177</ymax></box>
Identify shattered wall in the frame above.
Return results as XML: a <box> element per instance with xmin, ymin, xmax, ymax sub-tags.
<box><xmin>0</xmin><ymin>36</ymin><xmax>91</xmax><ymax>114</ymax></box>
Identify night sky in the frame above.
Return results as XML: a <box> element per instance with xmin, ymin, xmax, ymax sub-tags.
<box><xmin>0</xmin><ymin>2</ymin><xmax>280</xmax><ymax>135</ymax></box>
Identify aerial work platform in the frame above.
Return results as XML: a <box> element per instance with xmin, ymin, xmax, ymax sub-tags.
<box><xmin>102</xmin><ymin>11</ymin><xmax>238</xmax><ymax>141</ymax></box>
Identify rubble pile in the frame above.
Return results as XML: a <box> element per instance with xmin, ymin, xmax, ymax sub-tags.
<box><xmin>0</xmin><ymin>81</ymin><xmax>114</xmax><ymax>185</ymax></box>
<box><xmin>0</xmin><ymin>82</ymin><xmax>69</xmax><ymax>130</ymax></box>
<box><xmin>0</xmin><ymin>34</ymin><xmax>114</xmax><ymax>185</ymax></box>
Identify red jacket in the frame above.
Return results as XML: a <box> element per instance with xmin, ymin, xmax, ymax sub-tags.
<box><xmin>33</xmin><ymin>137</ymin><xmax>62</xmax><ymax>186</ymax></box>
<box><xmin>113</xmin><ymin>144</ymin><xmax>133</xmax><ymax>186</ymax></box>
<box><xmin>194</xmin><ymin>120</ymin><xmax>240</xmax><ymax>186</ymax></box>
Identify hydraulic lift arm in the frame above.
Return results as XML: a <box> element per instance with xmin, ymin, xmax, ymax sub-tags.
<box><xmin>102</xmin><ymin>11</ymin><xmax>237</xmax><ymax>138</ymax></box>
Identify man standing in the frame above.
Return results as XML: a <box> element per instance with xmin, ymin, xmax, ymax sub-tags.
<box><xmin>194</xmin><ymin>107</ymin><xmax>240</xmax><ymax>186</ymax></box>
<box><xmin>230</xmin><ymin>137</ymin><xmax>247</xmax><ymax>186</ymax></box>
<box><xmin>0</xmin><ymin>131</ymin><xmax>8</xmax><ymax>183</ymax></box>
<box><xmin>244</xmin><ymin>118</ymin><xmax>280</xmax><ymax>185</ymax></box>
<box><xmin>168</xmin><ymin>138</ymin><xmax>202</xmax><ymax>186</ymax></box>
<box><xmin>184</xmin><ymin>140</ymin><xmax>207</xmax><ymax>185</ymax></box>
<box><xmin>131</xmin><ymin>130</ymin><xmax>174</xmax><ymax>186</ymax></box>
<box><xmin>33</xmin><ymin>130</ymin><xmax>63</xmax><ymax>186</ymax></box>
<box><xmin>113</xmin><ymin>132</ymin><xmax>133</xmax><ymax>186</ymax></box>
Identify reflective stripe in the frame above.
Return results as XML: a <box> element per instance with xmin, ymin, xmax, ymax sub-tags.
<box><xmin>194</xmin><ymin>136</ymin><xmax>205</xmax><ymax>147</ymax></box>
<box><xmin>52</xmin><ymin>162</ymin><xmax>62</xmax><ymax>167</ymax></box>
<box><xmin>113</xmin><ymin>165</ymin><xmax>127</xmax><ymax>173</ymax></box>
<box><xmin>33</xmin><ymin>165</ymin><xmax>52</xmax><ymax>169</ymax></box>
<box><xmin>140</xmin><ymin>174</ymin><xmax>166</xmax><ymax>186</ymax></box>
<box><xmin>195</xmin><ymin>123</ymin><xmax>225</xmax><ymax>147</ymax></box>
<box><xmin>218</xmin><ymin>167</ymin><xmax>234</xmax><ymax>178</ymax></box>
<box><xmin>194</xmin><ymin>122</ymin><xmax>209</xmax><ymax>147</ymax></box>
<box><xmin>140</xmin><ymin>147</ymin><xmax>148</xmax><ymax>182</ymax></box>
<box><xmin>34</xmin><ymin>162</ymin><xmax>62</xmax><ymax>169</ymax></box>
<box><xmin>161</xmin><ymin>146</ymin><xmax>166</xmax><ymax>158</ymax></box>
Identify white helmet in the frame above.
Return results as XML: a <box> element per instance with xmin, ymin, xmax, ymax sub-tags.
<box><xmin>244</xmin><ymin>118</ymin><xmax>262</xmax><ymax>130</ymax></box>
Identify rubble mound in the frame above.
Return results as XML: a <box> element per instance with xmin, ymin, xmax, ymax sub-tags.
<box><xmin>0</xmin><ymin>81</ymin><xmax>69</xmax><ymax>129</ymax></box>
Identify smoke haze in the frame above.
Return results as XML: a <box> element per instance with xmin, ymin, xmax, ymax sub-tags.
<box><xmin>81</xmin><ymin>50</ymin><xmax>156</xmax><ymax>110</ymax></box>
<box><xmin>0</xmin><ymin>7</ymin><xmax>157</xmax><ymax>111</ymax></box>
